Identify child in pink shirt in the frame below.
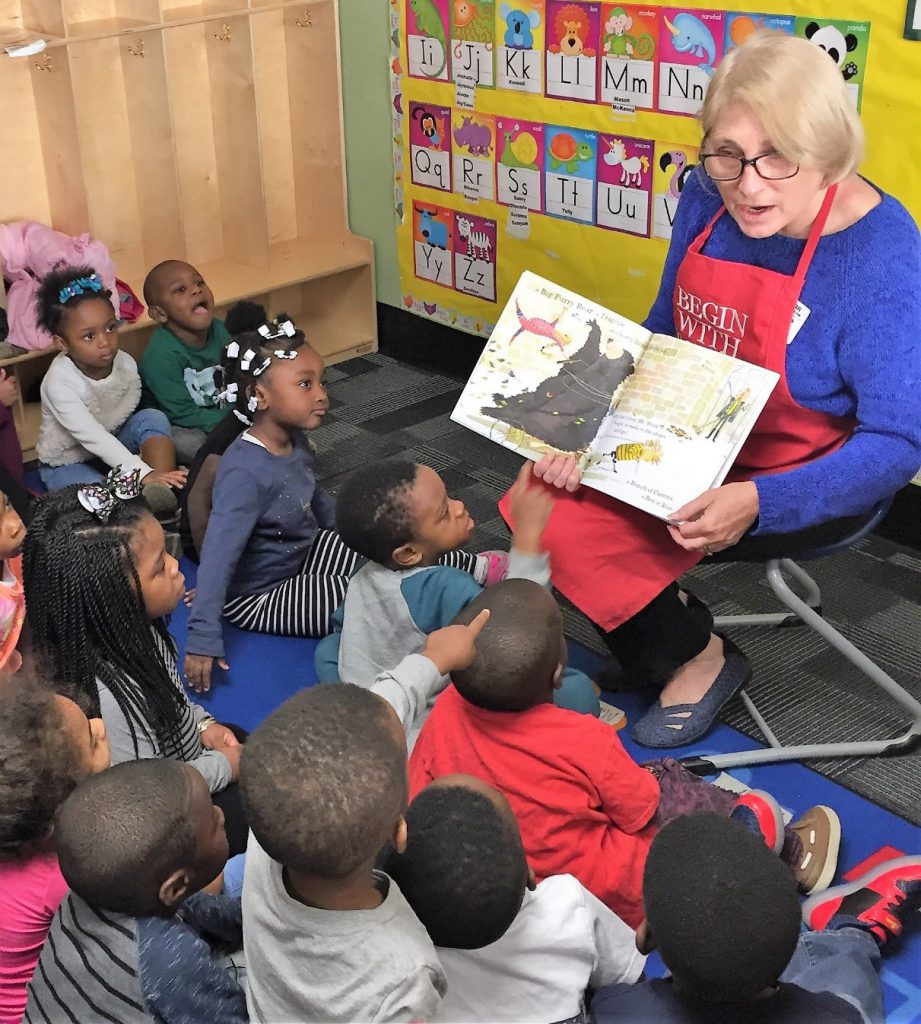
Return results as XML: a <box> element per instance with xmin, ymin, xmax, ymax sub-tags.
<box><xmin>0</xmin><ymin>487</ymin><xmax>26</xmax><ymax>673</ymax></box>
<box><xmin>0</xmin><ymin>681</ymin><xmax>110</xmax><ymax>1023</ymax></box>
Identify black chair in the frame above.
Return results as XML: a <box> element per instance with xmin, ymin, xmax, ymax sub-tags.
<box><xmin>682</xmin><ymin>499</ymin><xmax>921</xmax><ymax>773</ymax></box>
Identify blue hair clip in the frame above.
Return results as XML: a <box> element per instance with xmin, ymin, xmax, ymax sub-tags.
<box><xmin>58</xmin><ymin>273</ymin><xmax>104</xmax><ymax>304</ymax></box>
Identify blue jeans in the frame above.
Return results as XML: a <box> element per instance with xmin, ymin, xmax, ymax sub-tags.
<box><xmin>780</xmin><ymin>919</ymin><xmax>883</xmax><ymax>1024</ymax></box>
<box><xmin>39</xmin><ymin>408</ymin><xmax>171</xmax><ymax>490</ymax></box>
<box><xmin>223</xmin><ymin>853</ymin><xmax>246</xmax><ymax>899</ymax></box>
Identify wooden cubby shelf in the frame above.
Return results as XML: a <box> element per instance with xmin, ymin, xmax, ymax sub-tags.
<box><xmin>0</xmin><ymin>0</ymin><xmax>375</xmax><ymax>461</ymax></box>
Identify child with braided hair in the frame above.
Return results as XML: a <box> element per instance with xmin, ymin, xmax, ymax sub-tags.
<box><xmin>34</xmin><ymin>266</ymin><xmax>186</xmax><ymax>519</ymax></box>
<box><xmin>23</xmin><ymin>476</ymin><xmax>250</xmax><ymax>856</ymax></box>
<box><xmin>183</xmin><ymin>312</ymin><xmax>488</xmax><ymax>694</ymax></box>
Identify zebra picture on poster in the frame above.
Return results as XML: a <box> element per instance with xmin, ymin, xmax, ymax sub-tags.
<box><xmin>453</xmin><ymin>212</ymin><xmax>498</xmax><ymax>301</ymax></box>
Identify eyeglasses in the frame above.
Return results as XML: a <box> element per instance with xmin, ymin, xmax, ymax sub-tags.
<box><xmin>700</xmin><ymin>152</ymin><xmax>800</xmax><ymax>182</ymax></box>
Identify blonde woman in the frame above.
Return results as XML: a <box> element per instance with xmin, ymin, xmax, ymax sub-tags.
<box><xmin>509</xmin><ymin>32</ymin><xmax>921</xmax><ymax>750</ymax></box>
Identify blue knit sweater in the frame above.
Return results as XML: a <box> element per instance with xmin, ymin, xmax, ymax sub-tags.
<box><xmin>644</xmin><ymin>172</ymin><xmax>921</xmax><ymax>535</ymax></box>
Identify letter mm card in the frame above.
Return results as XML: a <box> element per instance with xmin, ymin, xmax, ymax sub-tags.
<box><xmin>657</xmin><ymin>8</ymin><xmax>725</xmax><ymax>115</ymax></box>
<box><xmin>599</xmin><ymin>5</ymin><xmax>658</xmax><ymax>112</ymax></box>
<box><xmin>453</xmin><ymin>212</ymin><xmax>497</xmax><ymax>301</ymax></box>
<box><xmin>413</xmin><ymin>202</ymin><xmax>455</xmax><ymax>289</ymax></box>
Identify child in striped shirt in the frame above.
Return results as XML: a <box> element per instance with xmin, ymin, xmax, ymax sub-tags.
<box><xmin>24</xmin><ymin>759</ymin><xmax>246</xmax><ymax>1024</ymax></box>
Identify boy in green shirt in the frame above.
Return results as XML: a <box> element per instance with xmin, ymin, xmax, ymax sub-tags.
<box><xmin>140</xmin><ymin>261</ymin><xmax>230</xmax><ymax>462</ymax></box>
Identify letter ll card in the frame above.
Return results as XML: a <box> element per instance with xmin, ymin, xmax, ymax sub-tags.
<box><xmin>545</xmin><ymin>0</ymin><xmax>601</xmax><ymax>102</ymax></box>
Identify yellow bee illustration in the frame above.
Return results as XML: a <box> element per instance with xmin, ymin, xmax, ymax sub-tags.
<box><xmin>611</xmin><ymin>439</ymin><xmax>663</xmax><ymax>471</ymax></box>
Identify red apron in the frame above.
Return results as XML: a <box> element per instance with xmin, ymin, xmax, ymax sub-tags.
<box><xmin>499</xmin><ymin>185</ymin><xmax>855</xmax><ymax>631</ymax></box>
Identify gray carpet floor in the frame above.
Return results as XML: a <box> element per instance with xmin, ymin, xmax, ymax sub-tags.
<box><xmin>314</xmin><ymin>352</ymin><xmax>921</xmax><ymax>826</ymax></box>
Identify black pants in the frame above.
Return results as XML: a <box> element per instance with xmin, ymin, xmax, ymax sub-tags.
<box><xmin>601</xmin><ymin>512</ymin><xmax>871</xmax><ymax>689</ymax></box>
<box><xmin>211</xmin><ymin>723</ymin><xmax>249</xmax><ymax>857</ymax></box>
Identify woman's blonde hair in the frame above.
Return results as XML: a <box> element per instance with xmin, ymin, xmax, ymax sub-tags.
<box><xmin>700</xmin><ymin>31</ymin><xmax>863</xmax><ymax>183</ymax></box>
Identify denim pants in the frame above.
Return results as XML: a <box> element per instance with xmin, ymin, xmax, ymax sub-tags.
<box><xmin>780</xmin><ymin>919</ymin><xmax>883</xmax><ymax>1024</ymax></box>
<box><xmin>39</xmin><ymin>408</ymin><xmax>171</xmax><ymax>490</ymax></box>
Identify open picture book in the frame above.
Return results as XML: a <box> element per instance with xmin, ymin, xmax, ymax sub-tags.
<box><xmin>451</xmin><ymin>271</ymin><xmax>780</xmax><ymax>519</ymax></box>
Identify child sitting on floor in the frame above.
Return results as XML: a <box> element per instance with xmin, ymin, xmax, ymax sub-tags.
<box><xmin>23</xmin><ymin>477</ymin><xmax>250</xmax><ymax>856</ymax></box>
<box><xmin>184</xmin><ymin>315</ymin><xmax>487</xmax><ymax>694</ymax></box>
<box><xmin>179</xmin><ymin>301</ymin><xmax>263</xmax><ymax>561</ymax></box>
<box><xmin>139</xmin><ymin>260</ymin><xmax>230</xmax><ymax>462</ymax></box>
<box><xmin>0</xmin><ymin>680</ymin><xmax>110</xmax><ymax>1024</ymax></box>
<box><xmin>592</xmin><ymin>813</ymin><xmax>921</xmax><ymax>1024</ymax></box>
<box><xmin>409</xmin><ymin>579</ymin><xmax>839</xmax><ymax>929</ymax></box>
<box><xmin>35</xmin><ymin>266</ymin><xmax>186</xmax><ymax>518</ymax></box>
<box><xmin>25</xmin><ymin>759</ymin><xmax>247</xmax><ymax>1024</ymax></box>
<box><xmin>0</xmin><ymin>486</ymin><xmax>26</xmax><ymax>673</ymax></box>
<box><xmin>315</xmin><ymin>459</ymin><xmax>602</xmax><ymax>740</ymax></box>
<box><xmin>240</xmin><ymin>683</ymin><xmax>446</xmax><ymax>1024</ymax></box>
<box><xmin>383</xmin><ymin>773</ymin><xmax>645</xmax><ymax>1024</ymax></box>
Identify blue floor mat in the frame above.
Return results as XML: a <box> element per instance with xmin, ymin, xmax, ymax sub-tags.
<box><xmin>172</xmin><ymin>558</ymin><xmax>920</xmax><ymax>1021</ymax></box>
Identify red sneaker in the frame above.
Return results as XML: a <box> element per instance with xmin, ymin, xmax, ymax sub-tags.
<box><xmin>730</xmin><ymin>789</ymin><xmax>785</xmax><ymax>855</ymax></box>
<box><xmin>802</xmin><ymin>856</ymin><xmax>921</xmax><ymax>948</ymax></box>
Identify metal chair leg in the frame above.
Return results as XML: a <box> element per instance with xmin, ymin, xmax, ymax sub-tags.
<box><xmin>713</xmin><ymin>558</ymin><xmax>822</xmax><ymax>628</ymax></box>
<box><xmin>682</xmin><ymin>559</ymin><xmax>921</xmax><ymax>773</ymax></box>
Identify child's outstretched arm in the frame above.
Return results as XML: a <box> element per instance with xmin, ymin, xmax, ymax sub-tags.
<box><xmin>370</xmin><ymin>610</ymin><xmax>490</xmax><ymax>736</ymax></box>
<box><xmin>501</xmin><ymin>460</ymin><xmax>557</xmax><ymax>586</ymax></box>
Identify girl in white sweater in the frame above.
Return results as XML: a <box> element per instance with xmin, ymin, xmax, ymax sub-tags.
<box><xmin>35</xmin><ymin>266</ymin><xmax>186</xmax><ymax>510</ymax></box>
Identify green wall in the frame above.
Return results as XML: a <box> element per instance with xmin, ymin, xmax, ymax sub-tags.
<box><xmin>340</xmin><ymin>0</ymin><xmax>401</xmax><ymax>309</ymax></box>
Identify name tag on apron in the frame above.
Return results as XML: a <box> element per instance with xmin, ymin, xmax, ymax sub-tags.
<box><xmin>787</xmin><ymin>301</ymin><xmax>810</xmax><ymax>345</ymax></box>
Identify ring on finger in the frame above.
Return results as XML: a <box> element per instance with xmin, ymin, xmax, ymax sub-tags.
<box><xmin>703</xmin><ymin>543</ymin><xmax>714</xmax><ymax>555</ymax></box>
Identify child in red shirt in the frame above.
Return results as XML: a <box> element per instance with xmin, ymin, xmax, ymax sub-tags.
<box><xmin>409</xmin><ymin>580</ymin><xmax>838</xmax><ymax>929</ymax></box>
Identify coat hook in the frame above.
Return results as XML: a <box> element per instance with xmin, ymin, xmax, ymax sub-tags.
<box><xmin>214</xmin><ymin>23</ymin><xmax>231</xmax><ymax>41</ymax></box>
<box><xmin>128</xmin><ymin>39</ymin><xmax>145</xmax><ymax>57</ymax></box>
<box><xmin>33</xmin><ymin>52</ymin><xmax>53</xmax><ymax>71</ymax></box>
<box><xmin>296</xmin><ymin>9</ymin><xmax>312</xmax><ymax>27</ymax></box>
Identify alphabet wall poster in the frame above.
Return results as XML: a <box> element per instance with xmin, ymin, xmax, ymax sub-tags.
<box><xmin>496</xmin><ymin>118</ymin><xmax>545</xmax><ymax>212</ymax></box>
<box><xmin>597</xmin><ymin>134</ymin><xmax>654</xmax><ymax>237</ymax></box>
<box><xmin>652</xmin><ymin>141</ymin><xmax>698</xmax><ymax>240</ymax></box>
<box><xmin>544</xmin><ymin>125</ymin><xmax>598</xmax><ymax>223</ymax></box>
<box><xmin>407</xmin><ymin>0</ymin><xmax>451</xmax><ymax>81</ymax></box>
<box><xmin>451</xmin><ymin>0</ymin><xmax>497</xmax><ymax>88</ymax></box>
<box><xmin>409</xmin><ymin>102</ymin><xmax>453</xmax><ymax>192</ymax></box>
<box><xmin>452</xmin><ymin>111</ymin><xmax>497</xmax><ymax>202</ymax></box>
<box><xmin>545</xmin><ymin>1</ymin><xmax>601</xmax><ymax>102</ymax></box>
<box><xmin>413</xmin><ymin>202</ymin><xmax>455</xmax><ymax>288</ymax></box>
<box><xmin>599</xmin><ymin>5</ymin><xmax>658</xmax><ymax>112</ymax></box>
<box><xmin>795</xmin><ymin>17</ymin><xmax>870</xmax><ymax>110</ymax></box>
<box><xmin>496</xmin><ymin>0</ymin><xmax>545</xmax><ymax>93</ymax></box>
<box><xmin>724</xmin><ymin>11</ymin><xmax>794</xmax><ymax>51</ymax></box>
<box><xmin>657</xmin><ymin>7</ymin><xmax>725</xmax><ymax>115</ymax></box>
<box><xmin>453</xmin><ymin>212</ymin><xmax>498</xmax><ymax>301</ymax></box>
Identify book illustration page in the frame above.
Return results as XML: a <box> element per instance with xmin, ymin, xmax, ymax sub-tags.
<box><xmin>451</xmin><ymin>273</ymin><xmax>651</xmax><ymax>459</ymax></box>
<box><xmin>582</xmin><ymin>335</ymin><xmax>777</xmax><ymax>514</ymax></box>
